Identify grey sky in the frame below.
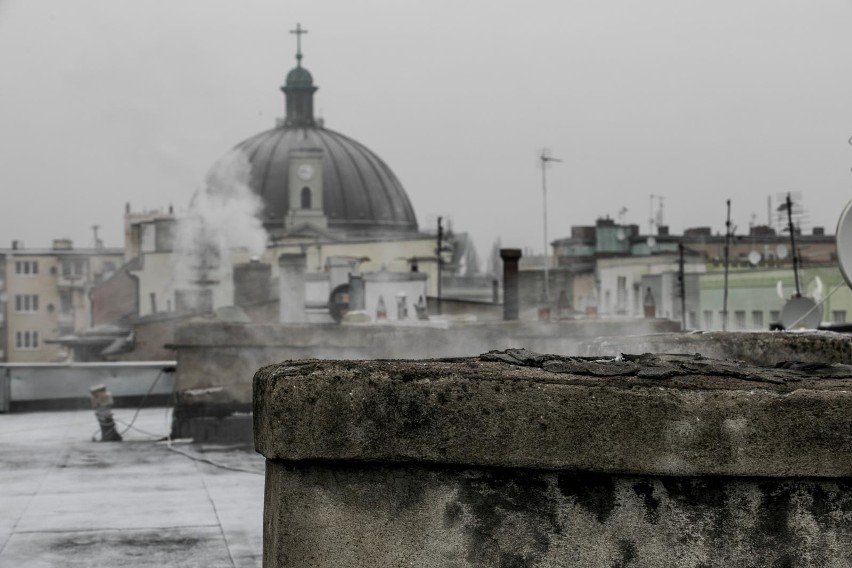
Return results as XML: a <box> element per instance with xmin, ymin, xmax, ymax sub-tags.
<box><xmin>2</xmin><ymin>0</ymin><xmax>852</xmax><ymax>260</ymax></box>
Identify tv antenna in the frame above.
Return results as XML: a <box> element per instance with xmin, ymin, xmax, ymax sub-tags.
<box><xmin>722</xmin><ymin>199</ymin><xmax>732</xmax><ymax>331</ymax></box>
<box><xmin>783</xmin><ymin>193</ymin><xmax>802</xmax><ymax>297</ymax></box>
<box><xmin>539</xmin><ymin>148</ymin><xmax>562</xmax><ymax>301</ymax></box>
<box><xmin>649</xmin><ymin>194</ymin><xmax>664</xmax><ymax>233</ymax></box>
<box><xmin>778</xmin><ymin>192</ymin><xmax>822</xmax><ymax>329</ymax></box>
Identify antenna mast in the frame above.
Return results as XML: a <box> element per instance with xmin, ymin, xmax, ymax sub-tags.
<box><xmin>539</xmin><ymin>149</ymin><xmax>562</xmax><ymax>302</ymax></box>
<box><xmin>649</xmin><ymin>194</ymin><xmax>664</xmax><ymax>233</ymax></box>
<box><xmin>722</xmin><ymin>199</ymin><xmax>732</xmax><ymax>331</ymax></box>
<box><xmin>786</xmin><ymin>193</ymin><xmax>802</xmax><ymax>297</ymax></box>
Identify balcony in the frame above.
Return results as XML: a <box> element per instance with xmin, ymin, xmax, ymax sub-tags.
<box><xmin>57</xmin><ymin>312</ymin><xmax>75</xmax><ymax>333</ymax></box>
<box><xmin>55</xmin><ymin>274</ymin><xmax>87</xmax><ymax>289</ymax></box>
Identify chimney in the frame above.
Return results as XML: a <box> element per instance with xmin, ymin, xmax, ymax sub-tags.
<box><xmin>813</xmin><ymin>227</ymin><xmax>825</xmax><ymax>236</ymax></box>
<box><xmin>500</xmin><ymin>248</ymin><xmax>522</xmax><ymax>321</ymax></box>
<box><xmin>278</xmin><ymin>253</ymin><xmax>307</xmax><ymax>323</ymax></box>
<box><xmin>657</xmin><ymin>225</ymin><xmax>669</xmax><ymax>236</ymax></box>
<box><xmin>643</xmin><ymin>287</ymin><xmax>656</xmax><ymax>319</ymax></box>
<box><xmin>348</xmin><ymin>274</ymin><xmax>365</xmax><ymax>311</ymax></box>
<box><xmin>233</xmin><ymin>259</ymin><xmax>272</xmax><ymax>306</ymax></box>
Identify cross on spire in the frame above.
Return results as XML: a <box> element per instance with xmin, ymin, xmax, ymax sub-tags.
<box><xmin>290</xmin><ymin>23</ymin><xmax>308</xmax><ymax>67</ymax></box>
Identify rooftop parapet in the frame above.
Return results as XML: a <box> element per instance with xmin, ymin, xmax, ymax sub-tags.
<box><xmin>255</xmin><ymin>350</ymin><xmax>852</xmax><ymax>478</ymax></box>
<box><xmin>254</xmin><ymin>351</ymin><xmax>852</xmax><ymax>566</ymax></box>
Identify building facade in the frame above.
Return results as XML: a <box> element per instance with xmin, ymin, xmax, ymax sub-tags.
<box><xmin>0</xmin><ymin>240</ymin><xmax>123</xmax><ymax>362</ymax></box>
<box><xmin>551</xmin><ymin>217</ymin><xmax>846</xmax><ymax>330</ymax></box>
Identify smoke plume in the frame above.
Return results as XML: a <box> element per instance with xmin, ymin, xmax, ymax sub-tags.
<box><xmin>175</xmin><ymin>149</ymin><xmax>267</xmax><ymax>293</ymax></box>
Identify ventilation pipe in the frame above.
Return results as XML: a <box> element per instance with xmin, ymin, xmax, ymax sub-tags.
<box><xmin>500</xmin><ymin>249</ymin><xmax>522</xmax><ymax>321</ymax></box>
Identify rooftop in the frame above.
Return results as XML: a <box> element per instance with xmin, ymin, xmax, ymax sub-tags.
<box><xmin>0</xmin><ymin>407</ymin><xmax>264</xmax><ymax>567</ymax></box>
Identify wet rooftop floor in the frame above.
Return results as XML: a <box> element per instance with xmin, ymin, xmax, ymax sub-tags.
<box><xmin>0</xmin><ymin>407</ymin><xmax>264</xmax><ymax>567</ymax></box>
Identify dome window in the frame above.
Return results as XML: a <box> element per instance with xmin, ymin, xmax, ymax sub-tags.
<box><xmin>301</xmin><ymin>186</ymin><xmax>312</xmax><ymax>209</ymax></box>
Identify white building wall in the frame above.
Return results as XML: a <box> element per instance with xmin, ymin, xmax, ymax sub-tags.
<box><xmin>596</xmin><ymin>255</ymin><xmax>706</xmax><ymax>318</ymax></box>
<box><xmin>364</xmin><ymin>275</ymin><xmax>428</xmax><ymax>322</ymax></box>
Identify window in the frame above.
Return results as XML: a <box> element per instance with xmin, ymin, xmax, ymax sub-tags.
<box><xmin>752</xmin><ymin>311</ymin><xmax>764</xmax><ymax>329</ymax></box>
<box><xmin>15</xmin><ymin>331</ymin><xmax>39</xmax><ymax>350</ymax></box>
<box><xmin>59</xmin><ymin>290</ymin><xmax>73</xmax><ymax>312</ymax></box>
<box><xmin>703</xmin><ymin>310</ymin><xmax>713</xmax><ymax>329</ymax></box>
<box><xmin>301</xmin><ymin>186</ymin><xmax>311</xmax><ymax>209</ymax></box>
<box><xmin>688</xmin><ymin>312</ymin><xmax>697</xmax><ymax>329</ymax></box>
<box><xmin>62</xmin><ymin>259</ymin><xmax>85</xmax><ymax>278</ymax></box>
<box><xmin>14</xmin><ymin>260</ymin><xmax>38</xmax><ymax>275</ymax></box>
<box><xmin>833</xmin><ymin>310</ymin><xmax>847</xmax><ymax>323</ymax></box>
<box><xmin>770</xmin><ymin>310</ymin><xmax>780</xmax><ymax>322</ymax></box>
<box><xmin>14</xmin><ymin>294</ymin><xmax>39</xmax><ymax>313</ymax></box>
<box><xmin>734</xmin><ymin>310</ymin><xmax>746</xmax><ymax>329</ymax></box>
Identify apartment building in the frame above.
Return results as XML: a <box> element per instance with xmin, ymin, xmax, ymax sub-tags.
<box><xmin>0</xmin><ymin>239</ymin><xmax>123</xmax><ymax>362</ymax></box>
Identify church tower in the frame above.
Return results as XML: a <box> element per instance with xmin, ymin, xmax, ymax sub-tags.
<box><xmin>281</xmin><ymin>24</ymin><xmax>327</xmax><ymax>230</ymax></box>
<box><xmin>285</xmin><ymin>147</ymin><xmax>327</xmax><ymax>229</ymax></box>
<box><xmin>280</xmin><ymin>23</ymin><xmax>317</xmax><ymax>128</ymax></box>
<box><xmin>233</xmin><ymin>23</ymin><xmax>419</xmax><ymax>236</ymax></box>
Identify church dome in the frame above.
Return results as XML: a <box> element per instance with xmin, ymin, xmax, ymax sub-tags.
<box><xmin>236</xmin><ymin>126</ymin><xmax>418</xmax><ymax>234</ymax></box>
<box><xmin>232</xmin><ymin>24</ymin><xmax>418</xmax><ymax>235</ymax></box>
<box><xmin>285</xmin><ymin>66</ymin><xmax>313</xmax><ymax>89</ymax></box>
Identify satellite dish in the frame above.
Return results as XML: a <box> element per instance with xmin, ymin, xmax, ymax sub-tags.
<box><xmin>747</xmin><ymin>250</ymin><xmax>761</xmax><ymax>266</ymax></box>
<box><xmin>776</xmin><ymin>244</ymin><xmax>788</xmax><ymax>260</ymax></box>
<box><xmin>836</xmin><ymin>199</ymin><xmax>852</xmax><ymax>289</ymax></box>
<box><xmin>646</xmin><ymin>236</ymin><xmax>656</xmax><ymax>248</ymax></box>
<box><xmin>780</xmin><ymin>296</ymin><xmax>821</xmax><ymax>330</ymax></box>
<box><xmin>616</xmin><ymin>228</ymin><xmax>627</xmax><ymax>241</ymax></box>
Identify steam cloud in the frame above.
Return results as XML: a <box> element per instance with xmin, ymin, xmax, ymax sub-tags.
<box><xmin>175</xmin><ymin>149</ymin><xmax>267</xmax><ymax>292</ymax></box>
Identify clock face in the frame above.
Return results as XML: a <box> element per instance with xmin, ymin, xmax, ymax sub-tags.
<box><xmin>297</xmin><ymin>164</ymin><xmax>315</xmax><ymax>181</ymax></box>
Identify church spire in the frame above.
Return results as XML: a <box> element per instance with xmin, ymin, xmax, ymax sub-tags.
<box><xmin>281</xmin><ymin>23</ymin><xmax>318</xmax><ymax>127</ymax></box>
<box><xmin>290</xmin><ymin>23</ymin><xmax>307</xmax><ymax>67</ymax></box>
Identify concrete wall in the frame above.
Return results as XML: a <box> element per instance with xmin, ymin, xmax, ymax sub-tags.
<box><xmin>168</xmin><ymin>319</ymin><xmax>681</xmax><ymax>440</ymax></box>
<box><xmin>582</xmin><ymin>330</ymin><xmax>852</xmax><ymax>366</ymax></box>
<box><xmin>171</xmin><ymin>319</ymin><xmax>681</xmax><ymax>405</ymax></box>
<box><xmin>254</xmin><ymin>356</ymin><xmax>852</xmax><ymax>567</ymax></box>
<box><xmin>1</xmin><ymin>361</ymin><xmax>175</xmax><ymax>410</ymax></box>
<box><xmin>92</xmin><ymin>263</ymin><xmax>139</xmax><ymax>325</ymax></box>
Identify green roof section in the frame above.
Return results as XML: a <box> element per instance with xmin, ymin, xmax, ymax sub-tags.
<box><xmin>285</xmin><ymin>66</ymin><xmax>314</xmax><ymax>89</ymax></box>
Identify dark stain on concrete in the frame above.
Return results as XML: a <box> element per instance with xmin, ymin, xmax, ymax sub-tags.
<box><xmin>453</xmin><ymin>468</ymin><xmax>558</xmax><ymax>567</ymax></box>
<box><xmin>499</xmin><ymin>552</ymin><xmax>534</xmax><ymax>567</ymax></box>
<box><xmin>632</xmin><ymin>479</ymin><xmax>660</xmax><ymax>524</ymax></box>
<box><xmin>661</xmin><ymin>477</ymin><xmax>727</xmax><ymax>510</ymax></box>
<box><xmin>612</xmin><ymin>539</ymin><xmax>637</xmax><ymax>568</ymax></box>
<box><xmin>754</xmin><ymin>483</ymin><xmax>795</xmax><ymax>567</ymax></box>
<box><xmin>557</xmin><ymin>472</ymin><xmax>616</xmax><ymax>523</ymax></box>
<box><xmin>52</xmin><ymin>533</ymin><xmax>204</xmax><ymax>553</ymax></box>
<box><xmin>444</xmin><ymin>501</ymin><xmax>463</xmax><ymax>529</ymax></box>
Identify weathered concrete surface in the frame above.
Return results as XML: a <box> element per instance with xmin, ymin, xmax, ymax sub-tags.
<box><xmin>582</xmin><ymin>330</ymin><xmax>852</xmax><ymax>366</ymax></box>
<box><xmin>0</xmin><ymin>408</ymin><xmax>264</xmax><ymax>568</ymax></box>
<box><xmin>255</xmin><ymin>353</ymin><xmax>852</xmax><ymax>567</ymax></box>
<box><xmin>254</xmin><ymin>354</ymin><xmax>852</xmax><ymax>477</ymax></box>
<box><xmin>265</xmin><ymin>463</ymin><xmax>852</xmax><ymax>568</ymax></box>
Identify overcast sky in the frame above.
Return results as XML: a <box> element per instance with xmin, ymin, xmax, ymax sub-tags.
<box><xmin>2</xmin><ymin>1</ymin><xmax>852</xmax><ymax>259</ymax></box>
